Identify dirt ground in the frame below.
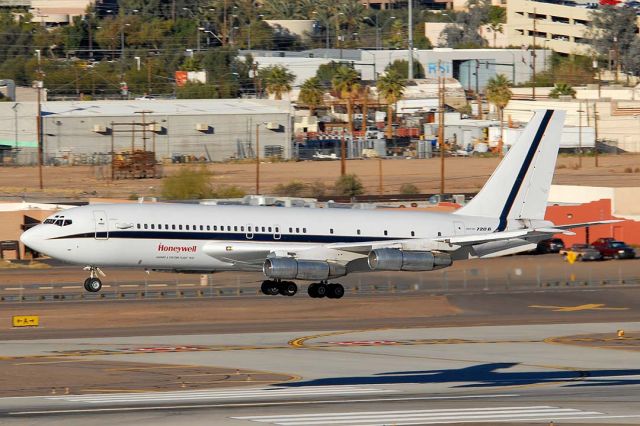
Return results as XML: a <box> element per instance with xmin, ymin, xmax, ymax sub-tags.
<box><xmin>0</xmin><ymin>154</ymin><xmax>639</xmax><ymax>199</ymax></box>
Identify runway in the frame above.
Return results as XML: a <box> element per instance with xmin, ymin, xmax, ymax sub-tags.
<box><xmin>2</xmin><ymin>256</ymin><xmax>640</xmax><ymax>424</ymax></box>
<box><xmin>2</xmin><ymin>322</ymin><xmax>640</xmax><ymax>424</ymax></box>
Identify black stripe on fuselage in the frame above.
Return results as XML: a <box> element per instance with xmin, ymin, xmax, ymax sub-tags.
<box><xmin>51</xmin><ymin>230</ymin><xmax>401</xmax><ymax>244</ymax></box>
<box><xmin>495</xmin><ymin>109</ymin><xmax>554</xmax><ymax>232</ymax></box>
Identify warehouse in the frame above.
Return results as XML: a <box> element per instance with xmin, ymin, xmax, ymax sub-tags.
<box><xmin>0</xmin><ymin>99</ymin><xmax>293</xmax><ymax>165</ymax></box>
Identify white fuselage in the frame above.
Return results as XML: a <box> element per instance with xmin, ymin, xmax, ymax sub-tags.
<box><xmin>21</xmin><ymin>203</ymin><xmax>506</xmax><ymax>274</ymax></box>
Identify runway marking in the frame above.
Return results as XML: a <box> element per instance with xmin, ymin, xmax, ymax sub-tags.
<box><xmin>148</xmin><ymin>284</ymin><xmax>167</xmax><ymax>288</ymax></box>
<box><xmin>9</xmin><ymin>394</ymin><xmax>520</xmax><ymax>415</ymax></box>
<box><xmin>233</xmin><ymin>406</ymin><xmax>616</xmax><ymax>425</ymax></box>
<box><xmin>289</xmin><ymin>331</ymin><xmax>358</xmax><ymax>348</ymax></box>
<box><xmin>529</xmin><ymin>303</ymin><xmax>628</xmax><ymax>312</ymax></box>
<box><xmin>4</xmin><ymin>287</ymin><xmax>22</xmax><ymax>291</ymax></box>
<box><xmin>62</xmin><ymin>286</ymin><xmax>81</xmax><ymax>289</ymax></box>
<box><xmin>38</xmin><ymin>286</ymin><xmax>53</xmax><ymax>290</ymax></box>
<box><xmin>46</xmin><ymin>385</ymin><xmax>397</xmax><ymax>404</ymax></box>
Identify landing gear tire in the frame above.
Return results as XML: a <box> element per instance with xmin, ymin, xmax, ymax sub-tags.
<box><xmin>279</xmin><ymin>281</ymin><xmax>297</xmax><ymax>296</ymax></box>
<box><xmin>84</xmin><ymin>277</ymin><xmax>102</xmax><ymax>293</ymax></box>
<box><xmin>314</xmin><ymin>283</ymin><xmax>328</xmax><ymax>298</ymax></box>
<box><xmin>261</xmin><ymin>280</ymin><xmax>280</xmax><ymax>295</ymax></box>
<box><xmin>327</xmin><ymin>283</ymin><xmax>345</xmax><ymax>299</ymax></box>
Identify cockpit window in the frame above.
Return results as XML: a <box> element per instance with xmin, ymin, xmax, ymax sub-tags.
<box><xmin>44</xmin><ymin>218</ymin><xmax>72</xmax><ymax>226</ymax></box>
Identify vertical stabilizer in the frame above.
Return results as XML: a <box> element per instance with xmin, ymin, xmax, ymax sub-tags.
<box><xmin>455</xmin><ymin>109</ymin><xmax>565</xmax><ymax>229</ymax></box>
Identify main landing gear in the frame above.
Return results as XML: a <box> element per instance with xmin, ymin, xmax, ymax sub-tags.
<box><xmin>308</xmin><ymin>282</ymin><xmax>344</xmax><ymax>299</ymax></box>
<box><xmin>83</xmin><ymin>266</ymin><xmax>103</xmax><ymax>293</ymax></box>
<box><xmin>261</xmin><ymin>280</ymin><xmax>297</xmax><ymax>296</ymax></box>
<box><xmin>260</xmin><ymin>280</ymin><xmax>345</xmax><ymax>299</ymax></box>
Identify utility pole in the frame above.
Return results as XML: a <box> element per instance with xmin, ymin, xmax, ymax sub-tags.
<box><xmin>340</xmin><ymin>128</ymin><xmax>346</xmax><ymax>176</ymax></box>
<box><xmin>594</xmin><ymin>102</ymin><xmax>599</xmax><ymax>167</ymax></box>
<box><xmin>255</xmin><ymin>123</ymin><xmax>261</xmax><ymax>194</ymax></box>
<box><xmin>578</xmin><ymin>102</ymin><xmax>583</xmax><ymax>169</ymax></box>
<box><xmin>35</xmin><ymin>49</ymin><xmax>43</xmax><ymax>190</ymax></box>
<box><xmin>532</xmin><ymin>8</ymin><xmax>537</xmax><ymax>100</ymax></box>
<box><xmin>407</xmin><ymin>0</ymin><xmax>414</xmax><ymax>81</ymax></box>
<box><xmin>438</xmin><ymin>61</ymin><xmax>446</xmax><ymax>195</ymax></box>
<box><xmin>378</xmin><ymin>157</ymin><xmax>383</xmax><ymax>195</ymax></box>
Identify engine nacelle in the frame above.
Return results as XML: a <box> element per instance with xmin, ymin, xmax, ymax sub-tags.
<box><xmin>367</xmin><ymin>248</ymin><xmax>452</xmax><ymax>271</ymax></box>
<box><xmin>263</xmin><ymin>257</ymin><xmax>346</xmax><ymax>281</ymax></box>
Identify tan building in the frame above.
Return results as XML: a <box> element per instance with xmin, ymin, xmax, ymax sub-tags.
<box><xmin>506</xmin><ymin>0</ymin><xmax>593</xmax><ymax>55</ymax></box>
<box><xmin>424</xmin><ymin>22</ymin><xmax>509</xmax><ymax>48</ymax></box>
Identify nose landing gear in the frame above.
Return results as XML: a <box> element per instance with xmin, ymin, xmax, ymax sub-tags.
<box><xmin>83</xmin><ymin>266</ymin><xmax>104</xmax><ymax>293</ymax></box>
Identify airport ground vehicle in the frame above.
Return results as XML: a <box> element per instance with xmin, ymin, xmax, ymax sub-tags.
<box><xmin>591</xmin><ymin>238</ymin><xmax>636</xmax><ymax>259</ymax></box>
<box><xmin>561</xmin><ymin>244</ymin><xmax>602</xmax><ymax>262</ymax></box>
<box><xmin>536</xmin><ymin>238</ymin><xmax>565</xmax><ymax>254</ymax></box>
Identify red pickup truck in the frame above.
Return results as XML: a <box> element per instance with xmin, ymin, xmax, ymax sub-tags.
<box><xmin>591</xmin><ymin>238</ymin><xmax>636</xmax><ymax>259</ymax></box>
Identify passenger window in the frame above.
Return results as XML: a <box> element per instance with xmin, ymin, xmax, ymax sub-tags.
<box><xmin>151</xmin><ymin>224</ymin><xmax>155</xmax><ymax>230</ymax></box>
<box><xmin>241</xmin><ymin>226</ymin><xmax>245</xmax><ymax>231</ymax></box>
<box><xmin>296</xmin><ymin>227</ymin><xmax>299</xmax><ymax>233</ymax></box>
<box><xmin>186</xmin><ymin>225</ymin><xmax>190</xmax><ymax>230</ymax></box>
<box><xmin>248</xmin><ymin>226</ymin><xmax>252</xmax><ymax>232</ymax></box>
<box><xmin>411</xmin><ymin>231</ymin><xmax>415</xmax><ymax>237</ymax></box>
<box><xmin>172</xmin><ymin>224</ymin><xmax>176</xmax><ymax>230</ymax></box>
<box><xmin>289</xmin><ymin>227</ymin><xmax>292</xmax><ymax>233</ymax></box>
<box><xmin>437</xmin><ymin>231</ymin><xmax>441</xmax><ymax>236</ymax></box>
<box><xmin>144</xmin><ymin>224</ymin><xmax>148</xmax><ymax>229</ymax></box>
<box><xmin>137</xmin><ymin>224</ymin><xmax>141</xmax><ymax>229</ymax></box>
<box><xmin>330</xmin><ymin>228</ymin><xmax>334</xmax><ymax>234</ymax></box>
<box><xmin>227</xmin><ymin>226</ymin><xmax>231</xmax><ymax>231</ymax></box>
<box><xmin>303</xmin><ymin>228</ymin><xmax>307</xmax><ymax>233</ymax></box>
<box><xmin>268</xmin><ymin>227</ymin><xmax>272</xmax><ymax>232</ymax></box>
<box><xmin>261</xmin><ymin>227</ymin><xmax>265</xmax><ymax>232</ymax></box>
<box><xmin>357</xmin><ymin>229</ymin><xmax>361</xmax><ymax>235</ymax></box>
<box><xmin>384</xmin><ymin>230</ymin><xmax>388</xmax><ymax>236</ymax></box>
<box><xmin>165</xmin><ymin>224</ymin><xmax>168</xmax><ymax>230</ymax></box>
<box><xmin>234</xmin><ymin>226</ymin><xmax>238</xmax><ymax>231</ymax></box>
<box><xmin>158</xmin><ymin>224</ymin><xmax>161</xmax><ymax>229</ymax></box>
<box><xmin>200</xmin><ymin>225</ymin><xmax>203</xmax><ymax>231</ymax></box>
<box><xmin>206</xmin><ymin>225</ymin><xmax>210</xmax><ymax>231</ymax></box>
<box><xmin>179</xmin><ymin>225</ymin><xmax>183</xmax><ymax>230</ymax></box>
<box><xmin>275</xmin><ymin>227</ymin><xmax>279</xmax><ymax>232</ymax></box>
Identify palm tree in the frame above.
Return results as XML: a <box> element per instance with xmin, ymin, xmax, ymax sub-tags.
<box><xmin>549</xmin><ymin>83</ymin><xmax>576</xmax><ymax>98</ymax></box>
<box><xmin>299</xmin><ymin>77</ymin><xmax>325</xmax><ymax>116</ymax></box>
<box><xmin>376</xmin><ymin>69</ymin><xmax>407</xmax><ymax>139</ymax></box>
<box><xmin>331</xmin><ymin>65</ymin><xmax>361</xmax><ymax>133</ymax></box>
<box><xmin>485</xmin><ymin>74</ymin><xmax>512</xmax><ymax>156</ymax></box>
<box><xmin>260</xmin><ymin>65</ymin><xmax>296</xmax><ymax>100</ymax></box>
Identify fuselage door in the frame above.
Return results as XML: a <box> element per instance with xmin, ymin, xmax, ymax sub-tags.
<box><xmin>273</xmin><ymin>224</ymin><xmax>281</xmax><ymax>240</ymax></box>
<box><xmin>245</xmin><ymin>223</ymin><xmax>254</xmax><ymax>240</ymax></box>
<box><xmin>93</xmin><ymin>210</ymin><xmax>109</xmax><ymax>240</ymax></box>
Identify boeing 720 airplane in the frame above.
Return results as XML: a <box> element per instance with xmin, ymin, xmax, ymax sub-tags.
<box><xmin>20</xmin><ymin>110</ymin><xmax>613</xmax><ymax>299</ymax></box>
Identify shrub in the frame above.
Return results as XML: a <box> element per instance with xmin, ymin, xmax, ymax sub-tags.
<box><xmin>334</xmin><ymin>174</ymin><xmax>364</xmax><ymax>197</ymax></box>
<box><xmin>273</xmin><ymin>180</ymin><xmax>307</xmax><ymax>197</ymax></box>
<box><xmin>161</xmin><ymin>167</ymin><xmax>213</xmax><ymax>200</ymax></box>
<box><xmin>211</xmin><ymin>185</ymin><xmax>246</xmax><ymax>198</ymax></box>
<box><xmin>399</xmin><ymin>183</ymin><xmax>419</xmax><ymax>195</ymax></box>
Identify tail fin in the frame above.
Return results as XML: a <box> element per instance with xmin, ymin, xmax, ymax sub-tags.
<box><xmin>455</xmin><ymin>109</ymin><xmax>566</xmax><ymax>230</ymax></box>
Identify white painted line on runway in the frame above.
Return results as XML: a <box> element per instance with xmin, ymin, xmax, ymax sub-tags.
<box><xmin>234</xmin><ymin>406</ymin><xmax>611</xmax><ymax>425</ymax></box>
<box><xmin>349</xmin><ymin>415</ymin><xmax>640</xmax><ymax>426</ymax></box>
<box><xmin>62</xmin><ymin>286</ymin><xmax>81</xmax><ymax>289</ymax></box>
<box><xmin>9</xmin><ymin>394</ymin><xmax>521</xmax><ymax>416</ymax></box>
<box><xmin>38</xmin><ymin>286</ymin><xmax>53</xmax><ymax>290</ymax></box>
<box><xmin>49</xmin><ymin>386</ymin><xmax>395</xmax><ymax>404</ymax></box>
<box><xmin>4</xmin><ymin>288</ymin><xmax>22</xmax><ymax>291</ymax></box>
<box><xmin>148</xmin><ymin>284</ymin><xmax>167</xmax><ymax>287</ymax></box>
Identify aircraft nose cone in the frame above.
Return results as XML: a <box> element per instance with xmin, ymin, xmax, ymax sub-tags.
<box><xmin>20</xmin><ymin>228</ymin><xmax>43</xmax><ymax>252</ymax></box>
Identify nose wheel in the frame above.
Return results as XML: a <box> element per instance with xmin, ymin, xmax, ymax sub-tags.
<box><xmin>83</xmin><ymin>266</ymin><xmax>104</xmax><ymax>293</ymax></box>
<box><xmin>83</xmin><ymin>277</ymin><xmax>102</xmax><ymax>293</ymax></box>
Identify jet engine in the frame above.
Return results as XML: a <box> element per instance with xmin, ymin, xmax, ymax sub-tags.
<box><xmin>367</xmin><ymin>248</ymin><xmax>452</xmax><ymax>271</ymax></box>
<box><xmin>263</xmin><ymin>257</ymin><xmax>346</xmax><ymax>281</ymax></box>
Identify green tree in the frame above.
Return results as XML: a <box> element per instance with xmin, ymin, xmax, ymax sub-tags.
<box><xmin>549</xmin><ymin>83</ymin><xmax>576</xmax><ymax>99</ymax></box>
<box><xmin>485</xmin><ymin>74</ymin><xmax>512</xmax><ymax>156</ymax></box>
<box><xmin>299</xmin><ymin>77</ymin><xmax>325</xmax><ymax>116</ymax></box>
<box><xmin>385</xmin><ymin>59</ymin><xmax>425</xmax><ymax>79</ymax></box>
<box><xmin>399</xmin><ymin>183</ymin><xmax>419</xmax><ymax>195</ymax></box>
<box><xmin>316</xmin><ymin>61</ymin><xmax>342</xmax><ymax>86</ymax></box>
<box><xmin>588</xmin><ymin>5</ymin><xmax>638</xmax><ymax>79</ymax></box>
<box><xmin>259</xmin><ymin>64</ymin><xmax>295</xmax><ymax>100</ymax></box>
<box><xmin>376</xmin><ymin>69</ymin><xmax>406</xmax><ymax>139</ymax></box>
<box><xmin>486</xmin><ymin>6</ymin><xmax>505</xmax><ymax>48</ymax></box>
<box><xmin>177</xmin><ymin>82</ymin><xmax>220</xmax><ymax>99</ymax></box>
<box><xmin>331</xmin><ymin>65</ymin><xmax>361</xmax><ymax>134</ymax></box>
<box><xmin>334</xmin><ymin>174</ymin><xmax>364</xmax><ymax>197</ymax></box>
<box><xmin>438</xmin><ymin>0</ymin><xmax>491</xmax><ymax>48</ymax></box>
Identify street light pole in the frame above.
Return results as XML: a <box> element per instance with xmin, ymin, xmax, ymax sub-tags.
<box><xmin>408</xmin><ymin>0</ymin><xmax>414</xmax><ymax>81</ymax></box>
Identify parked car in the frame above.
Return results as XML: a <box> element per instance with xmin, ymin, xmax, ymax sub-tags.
<box><xmin>536</xmin><ymin>238</ymin><xmax>565</xmax><ymax>254</ymax></box>
<box><xmin>561</xmin><ymin>244</ymin><xmax>602</xmax><ymax>262</ymax></box>
<box><xmin>591</xmin><ymin>238</ymin><xmax>636</xmax><ymax>259</ymax></box>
